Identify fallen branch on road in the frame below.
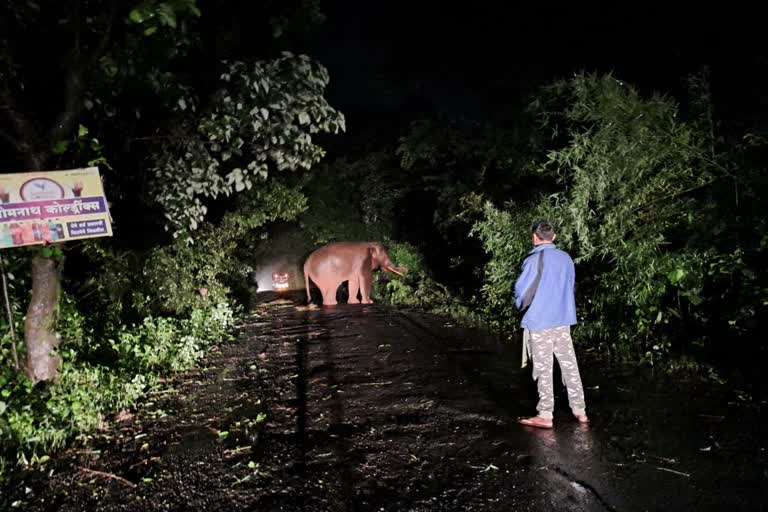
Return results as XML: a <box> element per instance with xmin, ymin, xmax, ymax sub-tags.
<box><xmin>655</xmin><ymin>466</ymin><xmax>691</xmax><ymax>478</ymax></box>
<box><xmin>78</xmin><ymin>466</ymin><xmax>137</xmax><ymax>488</ymax></box>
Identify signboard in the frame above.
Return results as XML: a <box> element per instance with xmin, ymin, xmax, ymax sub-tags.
<box><xmin>0</xmin><ymin>167</ymin><xmax>113</xmax><ymax>249</ymax></box>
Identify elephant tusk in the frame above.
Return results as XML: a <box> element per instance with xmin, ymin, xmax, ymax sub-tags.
<box><xmin>385</xmin><ymin>265</ymin><xmax>405</xmax><ymax>276</ymax></box>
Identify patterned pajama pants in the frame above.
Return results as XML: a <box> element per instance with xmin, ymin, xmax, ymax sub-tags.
<box><xmin>529</xmin><ymin>326</ymin><xmax>586</xmax><ymax>419</ymax></box>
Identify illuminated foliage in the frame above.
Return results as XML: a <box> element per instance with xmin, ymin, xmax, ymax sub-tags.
<box><xmin>150</xmin><ymin>53</ymin><xmax>345</xmax><ymax>238</ymax></box>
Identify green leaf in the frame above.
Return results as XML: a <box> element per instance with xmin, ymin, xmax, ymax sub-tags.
<box><xmin>52</xmin><ymin>141</ymin><xmax>69</xmax><ymax>155</ymax></box>
<box><xmin>667</xmin><ymin>268</ymin><xmax>686</xmax><ymax>284</ymax></box>
<box><xmin>157</xmin><ymin>4</ymin><xmax>177</xmax><ymax>28</ymax></box>
<box><xmin>144</xmin><ymin>26</ymin><xmax>158</xmax><ymax>36</ymax></box>
<box><xmin>78</xmin><ymin>124</ymin><xmax>89</xmax><ymax>138</ymax></box>
<box><xmin>128</xmin><ymin>9</ymin><xmax>144</xmax><ymax>24</ymax></box>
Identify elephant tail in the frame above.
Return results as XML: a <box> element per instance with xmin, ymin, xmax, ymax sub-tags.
<box><xmin>304</xmin><ymin>260</ymin><xmax>311</xmax><ymax>304</ymax></box>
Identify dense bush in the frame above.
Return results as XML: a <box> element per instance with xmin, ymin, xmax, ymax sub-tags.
<box><xmin>0</xmin><ymin>229</ymin><xmax>243</xmax><ymax>480</ymax></box>
<box><xmin>0</xmin><ymin>289</ymin><xmax>235</xmax><ymax>475</ymax></box>
<box><xmin>473</xmin><ymin>73</ymin><xmax>768</xmax><ymax>365</ymax></box>
<box><xmin>374</xmin><ymin>242</ymin><xmax>484</xmax><ymax>326</ymax></box>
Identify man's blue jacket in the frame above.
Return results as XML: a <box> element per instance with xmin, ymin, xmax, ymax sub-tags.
<box><xmin>514</xmin><ymin>243</ymin><xmax>577</xmax><ymax>330</ymax></box>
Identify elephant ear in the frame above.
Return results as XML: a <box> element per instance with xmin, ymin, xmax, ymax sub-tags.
<box><xmin>365</xmin><ymin>246</ymin><xmax>377</xmax><ymax>270</ymax></box>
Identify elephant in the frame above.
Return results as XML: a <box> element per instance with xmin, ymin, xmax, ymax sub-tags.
<box><xmin>304</xmin><ymin>241</ymin><xmax>406</xmax><ymax>306</ymax></box>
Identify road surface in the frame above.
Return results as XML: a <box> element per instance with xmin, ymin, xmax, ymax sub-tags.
<box><xmin>4</xmin><ymin>296</ymin><xmax>766</xmax><ymax>511</ymax></box>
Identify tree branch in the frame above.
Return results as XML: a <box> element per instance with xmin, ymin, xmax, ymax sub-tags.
<box><xmin>85</xmin><ymin>0</ymin><xmax>119</xmax><ymax>68</ymax></box>
<box><xmin>48</xmin><ymin>0</ymin><xmax>118</xmax><ymax>144</ymax></box>
<box><xmin>2</xmin><ymin>0</ymin><xmax>120</xmax><ymax>167</ymax></box>
<box><xmin>629</xmin><ymin>177</ymin><xmax>721</xmax><ymax>215</ymax></box>
<box><xmin>78</xmin><ymin>466</ymin><xmax>137</xmax><ymax>488</ymax></box>
<box><xmin>0</xmin><ymin>91</ymin><xmax>41</xmax><ymax>161</ymax></box>
<box><xmin>48</xmin><ymin>0</ymin><xmax>84</xmax><ymax>144</ymax></box>
<box><xmin>0</xmin><ymin>27</ymin><xmax>39</xmax><ymax>157</ymax></box>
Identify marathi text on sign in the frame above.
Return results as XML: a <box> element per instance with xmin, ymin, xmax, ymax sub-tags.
<box><xmin>0</xmin><ymin>167</ymin><xmax>113</xmax><ymax>249</ymax></box>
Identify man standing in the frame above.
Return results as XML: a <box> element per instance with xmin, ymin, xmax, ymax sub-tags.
<box><xmin>515</xmin><ymin>221</ymin><xmax>588</xmax><ymax>428</ymax></box>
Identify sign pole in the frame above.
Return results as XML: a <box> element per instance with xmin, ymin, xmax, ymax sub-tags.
<box><xmin>0</xmin><ymin>254</ymin><xmax>20</xmax><ymax>370</ymax></box>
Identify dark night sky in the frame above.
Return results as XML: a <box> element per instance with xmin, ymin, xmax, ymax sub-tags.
<box><xmin>307</xmin><ymin>2</ymin><xmax>768</xmax><ymax>125</ymax></box>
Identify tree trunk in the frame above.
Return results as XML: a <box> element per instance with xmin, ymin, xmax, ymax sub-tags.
<box><xmin>24</xmin><ymin>255</ymin><xmax>62</xmax><ymax>383</ymax></box>
<box><xmin>2</xmin><ymin>2</ymin><xmax>117</xmax><ymax>383</ymax></box>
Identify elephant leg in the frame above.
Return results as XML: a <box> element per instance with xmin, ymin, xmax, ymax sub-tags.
<box><xmin>321</xmin><ymin>282</ymin><xmax>338</xmax><ymax>306</ymax></box>
<box><xmin>347</xmin><ymin>276</ymin><xmax>361</xmax><ymax>304</ymax></box>
<box><xmin>359</xmin><ymin>269</ymin><xmax>373</xmax><ymax>304</ymax></box>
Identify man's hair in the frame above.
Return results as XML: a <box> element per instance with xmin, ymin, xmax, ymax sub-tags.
<box><xmin>531</xmin><ymin>220</ymin><xmax>555</xmax><ymax>241</ymax></box>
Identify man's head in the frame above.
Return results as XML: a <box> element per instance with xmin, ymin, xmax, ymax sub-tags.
<box><xmin>531</xmin><ymin>220</ymin><xmax>556</xmax><ymax>246</ymax></box>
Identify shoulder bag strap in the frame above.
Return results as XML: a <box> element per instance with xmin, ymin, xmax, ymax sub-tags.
<box><xmin>520</xmin><ymin>250</ymin><xmax>544</xmax><ymax>311</ymax></box>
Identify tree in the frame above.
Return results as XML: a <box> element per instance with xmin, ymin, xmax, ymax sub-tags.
<box><xmin>474</xmin><ymin>73</ymin><xmax>728</xmax><ymax>360</ymax></box>
<box><xmin>0</xmin><ymin>0</ymin><xmax>202</xmax><ymax>382</ymax></box>
<box><xmin>0</xmin><ymin>1</ymin><xmax>123</xmax><ymax>382</ymax></box>
<box><xmin>149</xmin><ymin>52</ymin><xmax>345</xmax><ymax>238</ymax></box>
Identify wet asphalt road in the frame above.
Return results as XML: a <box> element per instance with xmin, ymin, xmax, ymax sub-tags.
<box><xmin>4</xmin><ymin>296</ymin><xmax>767</xmax><ymax>511</ymax></box>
